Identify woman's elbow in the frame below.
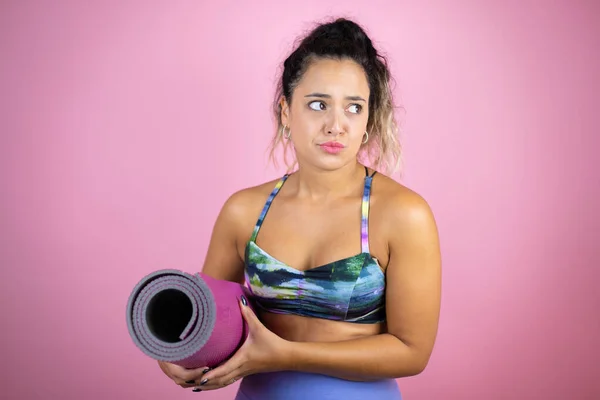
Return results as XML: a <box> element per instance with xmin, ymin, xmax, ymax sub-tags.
<box><xmin>395</xmin><ymin>351</ymin><xmax>432</xmax><ymax>378</ymax></box>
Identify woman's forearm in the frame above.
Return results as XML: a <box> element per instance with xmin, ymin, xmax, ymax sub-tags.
<box><xmin>281</xmin><ymin>333</ymin><xmax>427</xmax><ymax>381</ymax></box>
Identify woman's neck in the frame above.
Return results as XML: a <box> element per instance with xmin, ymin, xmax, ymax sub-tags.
<box><xmin>290</xmin><ymin>161</ymin><xmax>365</xmax><ymax>202</ymax></box>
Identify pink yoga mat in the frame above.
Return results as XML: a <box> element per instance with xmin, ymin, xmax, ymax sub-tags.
<box><xmin>126</xmin><ymin>269</ymin><xmax>252</xmax><ymax>369</ymax></box>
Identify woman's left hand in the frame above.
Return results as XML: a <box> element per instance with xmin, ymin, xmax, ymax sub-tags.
<box><xmin>193</xmin><ymin>296</ymin><xmax>291</xmax><ymax>391</ymax></box>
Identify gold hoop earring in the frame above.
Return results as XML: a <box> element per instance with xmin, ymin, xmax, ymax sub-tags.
<box><xmin>362</xmin><ymin>131</ymin><xmax>369</xmax><ymax>144</ymax></box>
<box><xmin>282</xmin><ymin>125</ymin><xmax>291</xmax><ymax>140</ymax></box>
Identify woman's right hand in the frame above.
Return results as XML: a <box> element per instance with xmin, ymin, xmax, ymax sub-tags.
<box><xmin>158</xmin><ymin>361</ymin><xmax>211</xmax><ymax>390</ymax></box>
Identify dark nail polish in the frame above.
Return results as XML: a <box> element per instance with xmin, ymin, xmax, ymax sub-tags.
<box><xmin>192</xmin><ymin>388</ymin><xmax>202</xmax><ymax>392</ymax></box>
<box><xmin>200</xmin><ymin>378</ymin><xmax>208</xmax><ymax>386</ymax></box>
<box><xmin>202</xmin><ymin>368</ymin><xmax>210</xmax><ymax>374</ymax></box>
<box><xmin>185</xmin><ymin>380</ymin><xmax>196</xmax><ymax>384</ymax></box>
<box><xmin>241</xmin><ymin>295</ymin><xmax>247</xmax><ymax>306</ymax></box>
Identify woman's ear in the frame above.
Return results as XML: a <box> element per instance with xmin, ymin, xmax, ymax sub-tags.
<box><xmin>280</xmin><ymin>96</ymin><xmax>290</xmax><ymax>126</ymax></box>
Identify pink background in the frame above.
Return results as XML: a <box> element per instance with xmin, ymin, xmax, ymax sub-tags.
<box><xmin>1</xmin><ymin>1</ymin><xmax>599</xmax><ymax>399</ymax></box>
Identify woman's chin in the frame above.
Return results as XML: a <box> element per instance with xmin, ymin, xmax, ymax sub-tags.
<box><xmin>308</xmin><ymin>156</ymin><xmax>354</xmax><ymax>171</ymax></box>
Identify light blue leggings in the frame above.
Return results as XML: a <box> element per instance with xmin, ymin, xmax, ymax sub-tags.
<box><xmin>235</xmin><ymin>371</ymin><xmax>402</xmax><ymax>400</ymax></box>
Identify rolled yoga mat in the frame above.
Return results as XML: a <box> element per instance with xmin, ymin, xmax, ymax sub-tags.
<box><xmin>126</xmin><ymin>269</ymin><xmax>252</xmax><ymax>369</ymax></box>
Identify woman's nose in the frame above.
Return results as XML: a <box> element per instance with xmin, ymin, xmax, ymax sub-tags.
<box><xmin>326</xmin><ymin>110</ymin><xmax>345</xmax><ymax>136</ymax></box>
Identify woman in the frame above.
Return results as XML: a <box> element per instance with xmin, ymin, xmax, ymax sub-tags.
<box><xmin>158</xmin><ymin>17</ymin><xmax>441</xmax><ymax>399</ymax></box>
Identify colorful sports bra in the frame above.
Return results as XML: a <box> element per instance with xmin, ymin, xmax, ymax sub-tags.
<box><xmin>244</xmin><ymin>167</ymin><xmax>386</xmax><ymax>324</ymax></box>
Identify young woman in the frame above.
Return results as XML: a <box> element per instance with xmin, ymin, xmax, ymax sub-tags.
<box><xmin>158</xmin><ymin>17</ymin><xmax>441</xmax><ymax>400</ymax></box>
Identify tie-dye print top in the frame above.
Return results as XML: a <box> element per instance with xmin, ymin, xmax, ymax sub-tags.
<box><xmin>244</xmin><ymin>168</ymin><xmax>386</xmax><ymax>324</ymax></box>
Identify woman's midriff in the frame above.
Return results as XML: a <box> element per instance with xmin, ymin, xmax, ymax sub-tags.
<box><xmin>258</xmin><ymin>310</ymin><xmax>386</xmax><ymax>342</ymax></box>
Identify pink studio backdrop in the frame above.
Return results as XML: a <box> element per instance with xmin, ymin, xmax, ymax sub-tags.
<box><xmin>1</xmin><ymin>1</ymin><xmax>598</xmax><ymax>399</ymax></box>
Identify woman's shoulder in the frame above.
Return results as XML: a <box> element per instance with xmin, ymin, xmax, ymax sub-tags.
<box><xmin>371</xmin><ymin>173</ymin><xmax>436</xmax><ymax>229</ymax></box>
<box><xmin>219</xmin><ymin>176</ymin><xmax>284</xmax><ymax>221</ymax></box>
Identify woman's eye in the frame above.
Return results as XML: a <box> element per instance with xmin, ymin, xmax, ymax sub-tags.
<box><xmin>308</xmin><ymin>101</ymin><xmax>326</xmax><ymax>111</ymax></box>
<box><xmin>348</xmin><ymin>104</ymin><xmax>362</xmax><ymax>114</ymax></box>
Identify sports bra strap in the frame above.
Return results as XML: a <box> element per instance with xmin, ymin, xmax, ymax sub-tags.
<box><xmin>249</xmin><ymin>174</ymin><xmax>289</xmax><ymax>242</ymax></box>
<box><xmin>361</xmin><ymin>167</ymin><xmax>376</xmax><ymax>253</ymax></box>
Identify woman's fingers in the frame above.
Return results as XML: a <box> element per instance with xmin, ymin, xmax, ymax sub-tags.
<box><xmin>194</xmin><ymin>366</ymin><xmax>245</xmax><ymax>391</ymax></box>
<box><xmin>159</xmin><ymin>362</ymin><xmax>212</xmax><ymax>387</ymax></box>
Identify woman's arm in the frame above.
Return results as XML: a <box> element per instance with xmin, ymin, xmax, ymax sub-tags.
<box><xmin>199</xmin><ymin>191</ymin><xmax>250</xmax><ymax>283</ymax></box>
<box><xmin>281</xmin><ymin>190</ymin><xmax>442</xmax><ymax>380</ymax></box>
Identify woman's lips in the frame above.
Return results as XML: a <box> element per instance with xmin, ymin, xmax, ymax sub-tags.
<box><xmin>319</xmin><ymin>141</ymin><xmax>345</xmax><ymax>154</ymax></box>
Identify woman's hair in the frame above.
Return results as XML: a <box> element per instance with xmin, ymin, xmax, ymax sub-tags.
<box><xmin>269</xmin><ymin>17</ymin><xmax>402</xmax><ymax>175</ymax></box>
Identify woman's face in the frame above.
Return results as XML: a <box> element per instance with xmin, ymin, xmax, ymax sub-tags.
<box><xmin>281</xmin><ymin>58</ymin><xmax>370</xmax><ymax>171</ymax></box>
